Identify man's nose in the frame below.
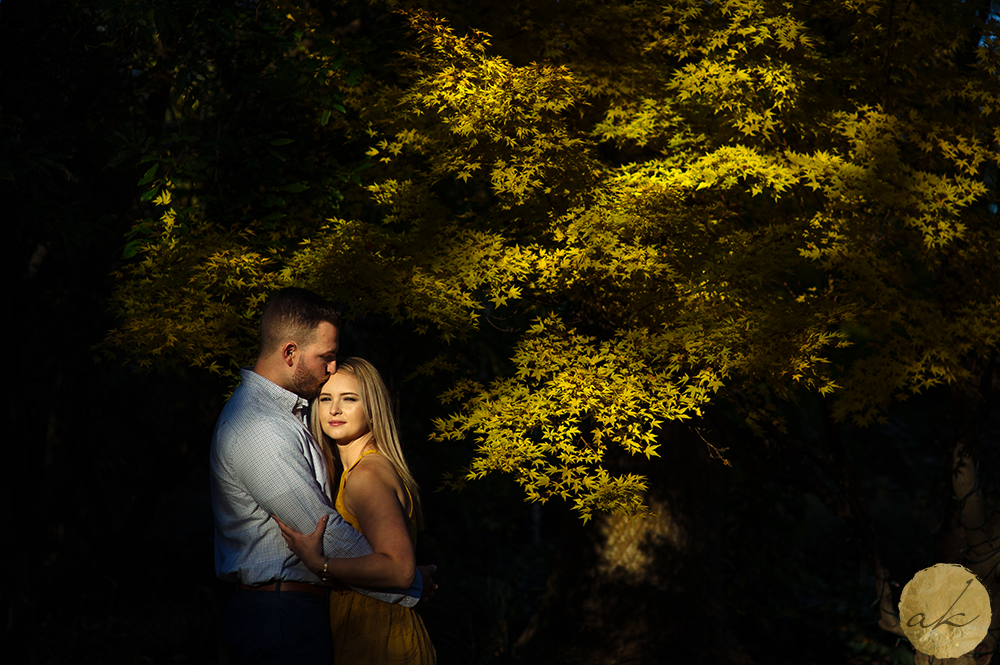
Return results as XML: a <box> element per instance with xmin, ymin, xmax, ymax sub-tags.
<box><xmin>328</xmin><ymin>359</ymin><xmax>337</xmax><ymax>374</ymax></box>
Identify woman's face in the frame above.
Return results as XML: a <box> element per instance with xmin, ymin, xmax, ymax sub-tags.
<box><xmin>317</xmin><ymin>371</ymin><xmax>370</xmax><ymax>444</ymax></box>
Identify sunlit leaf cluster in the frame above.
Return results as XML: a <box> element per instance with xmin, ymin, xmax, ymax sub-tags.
<box><xmin>105</xmin><ymin>0</ymin><xmax>1000</xmax><ymax>517</ymax></box>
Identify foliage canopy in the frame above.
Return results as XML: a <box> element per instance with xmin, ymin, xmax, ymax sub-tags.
<box><xmin>105</xmin><ymin>0</ymin><xmax>1000</xmax><ymax>521</ymax></box>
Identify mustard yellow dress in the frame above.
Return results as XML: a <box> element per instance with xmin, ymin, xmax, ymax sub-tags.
<box><xmin>330</xmin><ymin>450</ymin><xmax>436</xmax><ymax>664</ymax></box>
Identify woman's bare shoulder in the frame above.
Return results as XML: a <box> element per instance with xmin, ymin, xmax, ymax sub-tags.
<box><xmin>345</xmin><ymin>452</ymin><xmax>403</xmax><ymax>492</ymax></box>
<box><xmin>342</xmin><ymin>452</ymin><xmax>410</xmax><ymax>524</ymax></box>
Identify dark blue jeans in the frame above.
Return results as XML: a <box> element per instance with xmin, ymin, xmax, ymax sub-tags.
<box><xmin>223</xmin><ymin>586</ymin><xmax>333</xmax><ymax>664</ymax></box>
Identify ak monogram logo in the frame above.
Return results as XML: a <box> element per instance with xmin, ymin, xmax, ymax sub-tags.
<box><xmin>898</xmin><ymin>564</ymin><xmax>991</xmax><ymax>659</ymax></box>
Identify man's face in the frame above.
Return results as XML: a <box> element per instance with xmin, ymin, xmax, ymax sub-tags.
<box><xmin>290</xmin><ymin>321</ymin><xmax>339</xmax><ymax>400</ymax></box>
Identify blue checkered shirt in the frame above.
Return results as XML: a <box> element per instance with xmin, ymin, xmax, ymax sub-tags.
<box><xmin>210</xmin><ymin>368</ymin><xmax>420</xmax><ymax>606</ymax></box>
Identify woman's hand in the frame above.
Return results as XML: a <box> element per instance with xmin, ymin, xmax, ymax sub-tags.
<box><xmin>272</xmin><ymin>513</ymin><xmax>327</xmax><ymax>574</ymax></box>
<box><xmin>417</xmin><ymin>564</ymin><xmax>438</xmax><ymax>604</ymax></box>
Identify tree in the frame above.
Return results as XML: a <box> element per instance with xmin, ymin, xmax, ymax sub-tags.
<box><xmin>103</xmin><ymin>0</ymin><xmax>1000</xmax><ymax>662</ymax></box>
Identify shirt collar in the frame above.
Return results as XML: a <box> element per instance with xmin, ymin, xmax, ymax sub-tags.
<box><xmin>240</xmin><ymin>368</ymin><xmax>311</xmax><ymax>416</ymax></box>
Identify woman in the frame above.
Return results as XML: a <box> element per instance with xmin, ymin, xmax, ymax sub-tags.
<box><xmin>274</xmin><ymin>357</ymin><xmax>436</xmax><ymax>664</ymax></box>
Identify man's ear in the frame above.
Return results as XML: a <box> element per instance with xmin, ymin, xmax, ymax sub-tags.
<box><xmin>281</xmin><ymin>341</ymin><xmax>297</xmax><ymax>367</ymax></box>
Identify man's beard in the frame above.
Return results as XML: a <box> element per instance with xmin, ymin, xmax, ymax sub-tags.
<box><xmin>291</xmin><ymin>363</ymin><xmax>324</xmax><ymax>401</ymax></box>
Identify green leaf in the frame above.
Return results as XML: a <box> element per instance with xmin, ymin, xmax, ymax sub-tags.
<box><xmin>122</xmin><ymin>240</ymin><xmax>141</xmax><ymax>259</ymax></box>
<box><xmin>138</xmin><ymin>163</ymin><xmax>158</xmax><ymax>186</ymax></box>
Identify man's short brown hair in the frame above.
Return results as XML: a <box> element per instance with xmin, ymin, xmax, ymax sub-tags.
<box><xmin>258</xmin><ymin>287</ymin><xmax>342</xmax><ymax>355</ymax></box>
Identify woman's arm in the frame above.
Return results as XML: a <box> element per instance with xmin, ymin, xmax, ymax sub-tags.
<box><xmin>333</xmin><ymin>457</ymin><xmax>416</xmax><ymax>587</ymax></box>
<box><xmin>274</xmin><ymin>457</ymin><xmax>416</xmax><ymax>588</ymax></box>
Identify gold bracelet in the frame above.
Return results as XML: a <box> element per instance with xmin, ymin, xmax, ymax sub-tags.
<box><xmin>319</xmin><ymin>557</ymin><xmax>331</xmax><ymax>580</ymax></box>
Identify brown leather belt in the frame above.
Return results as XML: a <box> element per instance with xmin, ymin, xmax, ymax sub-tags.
<box><xmin>239</xmin><ymin>580</ymin><xmax>328</xmax><ymax>597</ymax></box>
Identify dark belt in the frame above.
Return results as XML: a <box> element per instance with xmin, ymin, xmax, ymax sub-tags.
<box><xmin>239</xmin><ymin>580</ymin><xmax>328</xmax><ymax>597</ymax></box>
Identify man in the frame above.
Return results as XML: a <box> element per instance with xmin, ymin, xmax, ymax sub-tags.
<box><xmin>210</xmin><ymin>287</ymin><xmax>422</xmax><ymax>663</ymax></box>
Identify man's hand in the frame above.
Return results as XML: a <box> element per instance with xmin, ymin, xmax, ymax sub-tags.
<box><xmin>273</xmin><ymin>513</ymin><xmax>328</xmax><ymax>573</ymax></box>
<box><xmin>416</xmin><ymin>564</ymin><xmax>438</xmax><ymax>604</ymax></box>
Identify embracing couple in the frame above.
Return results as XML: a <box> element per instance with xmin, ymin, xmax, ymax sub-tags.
<box><xmin>210</xmin><ymin>287</ymin><xmax>437</xmax><ymax>664</ymax></box>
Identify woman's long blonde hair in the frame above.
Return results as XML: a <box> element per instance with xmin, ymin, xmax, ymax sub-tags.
<box><xmin>310</xmin><ymin>357</ymin><xmax>423</xmax><ymax>530</ymax></box>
